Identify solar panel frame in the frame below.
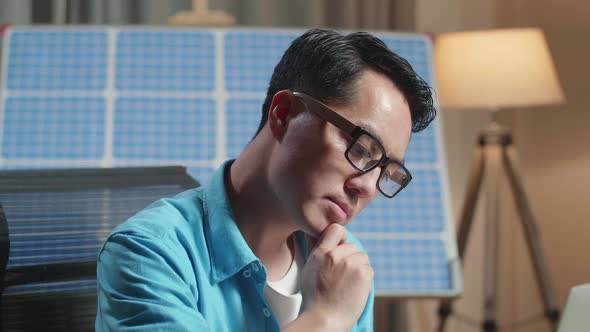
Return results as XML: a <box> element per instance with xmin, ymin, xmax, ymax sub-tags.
<box><xmin>0</xmin><ymin>166</ymin><xmax>199</xmax><ymax>297</ymax></box>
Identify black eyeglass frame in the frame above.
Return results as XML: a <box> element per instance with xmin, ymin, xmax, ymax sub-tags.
<box><xmin>292</xmin><ymin>91</ymin><xmax>412</xmax><ymax>198</ymax></box>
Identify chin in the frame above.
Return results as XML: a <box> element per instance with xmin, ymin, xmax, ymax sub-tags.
<box><xmin>298</xmin><ymin>213</ymin><xmax>329</xmax><ymax>239</ymax></box>
<box><xmin>303</xmin><ymin>220</ymin><xmax>329</xmax><ymax>239</ymax></box>
<box><xmin>297</xmin><ymin>198</ymin><xmax>344</xmax><ymax>237</ymax></box>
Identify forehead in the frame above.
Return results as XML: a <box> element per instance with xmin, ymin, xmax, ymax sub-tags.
<box><xmin>337</xmin><ymin>70</ymin><xmax>412</xmax><ymax>161</ymax></box>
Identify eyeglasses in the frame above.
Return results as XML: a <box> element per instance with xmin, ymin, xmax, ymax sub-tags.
<box><xmin>293</xmin><ymin>92</ymin><xmax>412</xmax><ymax>199</ymax></box>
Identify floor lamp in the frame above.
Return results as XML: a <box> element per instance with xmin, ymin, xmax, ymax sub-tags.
<box><xmin>433</xmin><ymin>28</ymin><xmax>565</xmax><ymax>332</ymax></box>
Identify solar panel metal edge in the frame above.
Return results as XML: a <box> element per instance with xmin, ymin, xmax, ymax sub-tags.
<box><xmin>0</xmin><ymin>166</ymin><xmax>199</xmax><ymax>191</ymax></box>
<box><xmin>422</xmin><ymin>35</ymin><xmax>461</xmax><ymax>298</ymax></box>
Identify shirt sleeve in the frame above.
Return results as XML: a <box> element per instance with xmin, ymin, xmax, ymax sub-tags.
<box><xmin>96</xmin><ymin>231</ymin><xmax>209</xmax><ymax>331</ymax></box>
<box><xmin>352</xmin><ymin>283</ymin><xmax>375</xmax><ymax>332</ymax></box>
<box><xmin>346</xmin><ymin>231</ymin><xmax>375</xmax><ymax>332</ymax></box>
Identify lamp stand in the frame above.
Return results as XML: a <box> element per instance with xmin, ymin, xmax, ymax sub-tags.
<box><xmin>436</xmin><ymin>121</ymin><xmax>560</xmax><ymax>332</ymax></box>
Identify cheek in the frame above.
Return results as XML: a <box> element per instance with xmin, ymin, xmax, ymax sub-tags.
<box><xmin>358</xmin><ymin>196</ymin><xmax>375</xmax><ymax>211</ymax></box>
<box><xmin>270</xmin><ymin>125</ymin><xmax>349</xmax><ymax>201</ymax></box>
<box><xmin>297</xmin><ymin>130</ymin><xmax>351</xmax><ymax>193</ymax></box>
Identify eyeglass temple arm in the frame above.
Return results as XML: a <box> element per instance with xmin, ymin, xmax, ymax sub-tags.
<box><xmin>293</xmin><ymin>92</ymin><xmax>358</xmax><ymax>135</ymax></box>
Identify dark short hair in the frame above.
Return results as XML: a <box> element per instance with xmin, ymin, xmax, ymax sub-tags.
<box><xmin>254</xmin><ymin>28</ymin><xmax>436</xmax><ymax>137</ymax></box>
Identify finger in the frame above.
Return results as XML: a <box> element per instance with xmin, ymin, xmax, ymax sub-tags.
<box><xmin>326</xmin><ymin>243</ymin><xmax>360</xmax><ymax>262</ymax></box>
<box><xmin>344</xmin><ymin>251</ymin><xmax>371</xmax><ymax>266</ymax></box>
<box><xmin>317</xmin><ymin>223</ymin><xmax>347</xmax><ymax>250</ymax></box>
<box><xmin>338</xmin><ymin>233</ymin><xmax>348</xmax><ymax>246</ymax></box>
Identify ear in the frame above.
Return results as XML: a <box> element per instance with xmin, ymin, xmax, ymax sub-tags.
<box><xmin>268</xmin><ymin>90</ymin><xmax>297</xmax><ymax>141</ymax></box>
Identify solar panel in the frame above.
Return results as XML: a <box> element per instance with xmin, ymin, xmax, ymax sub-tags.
<box><xmin>0</xmin><ymin>166</ymin><xmax>198</xmax><ymax>330</ymax></box>
<box><xmin>0</xmin><ymin>167</ymin><xmax>198</xmax><ymax>293</ymax></box>
<box><xmin>0</xmin><ymin>27</ymin><xmax>461</xmax><ymax>297</ymax></box>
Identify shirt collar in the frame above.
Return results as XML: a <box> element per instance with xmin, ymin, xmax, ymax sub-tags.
<box><xmin>202</xmin><ymin>160</ymin><xmax>261</xmax><ymax>284</ymax></box>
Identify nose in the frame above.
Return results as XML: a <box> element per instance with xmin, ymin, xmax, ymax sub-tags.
<box><xmin>344</xmin><ymin>166</ymin><xmax>381</xmax><ymax>198</ymax></box>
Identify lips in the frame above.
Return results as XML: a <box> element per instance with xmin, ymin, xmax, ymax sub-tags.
<box><xmin>328</xmin><ymin>197</ymin><xmax>352</xmax><ymax>219</ymax></box>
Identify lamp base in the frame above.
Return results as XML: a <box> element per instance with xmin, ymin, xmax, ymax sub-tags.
<box><xmin>168</xmin><ymin>10</ymin><xmax>236</xmax><ymax>26</ymax></box>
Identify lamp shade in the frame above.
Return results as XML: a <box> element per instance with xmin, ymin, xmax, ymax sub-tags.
<box><xmin>434</xmin><ymin>28</ymin><xmax>565</xmax><ymax>110</ymax></box>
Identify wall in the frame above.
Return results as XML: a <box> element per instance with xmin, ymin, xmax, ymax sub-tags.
<box><xmin>405</xmin><ymin>0</ymin><xmax>590</xmax><ymax>331</ymax></box>
<box><xmin>499</xmin><ymin>1</ymin><xmax>590</xmax><ymax>331</ymax></box>
<box><xmin>0</xmin><ymin>0</ymin><xmax>30</xmax><ymax>24</ymax></box>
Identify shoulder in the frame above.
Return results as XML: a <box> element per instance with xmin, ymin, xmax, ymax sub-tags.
<box><xmin>99</xmin><ymin>187</ymin><xmax>209</xmax><ymax>269</ymax></box>
<box><xmin>97</xmin><ymin>187</ymin><xmax>211</xmax><ymax>288</ymax></box>
<box><xmin>95</xmin><ymin>187</ymin><xmax>211</xmax><ymax>330</ymax></box>
<box><xmin>111</xmin><ymin>187</ymin><xmax>206</xmax><ymax>241</ymax></box>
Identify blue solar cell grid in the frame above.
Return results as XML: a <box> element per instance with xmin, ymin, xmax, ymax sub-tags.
<box><xmin>224</xmin><ymin>31</ymin><xmax>299</xmax><ymax>92</ymax></box>
<box><xmin>405</xmin><ymin>124</ymin><xmax>438</xmax><ymax>163</ymax></box>
<box><xmin>2</xmin><ymin>97</ymin><xmax>105</xmax><ymax>159</ymax></box>
<box><xmin>349</xmin><ymin>169</ymin><xmax>445</xmax><ymax>234</ymax></box>
<box><xmin>226</xmin><ymin>97</ymin><xmax>265</xmax><ymax>158</ymax></box>
<box><xmin>114</xmin><ymin>97</ymin><xmax>216</xmax><ymax>160</ymax></box>
<box><xmin>188</xmin><ymin>167</ymin><xmax>214</xmax><ymax>186</ymax></box>
<box><xmin>0</xmin><ymin>27</ymin><xmax>458</xmax><ymax>297</ymax></box>
<box><xmin>364</xmin><ymin>239</ymin><xmax>451</xmax><ymax>291</ymax></box>
<box><xmin>6</xmin><ymin>30</ymin><xmax>108</xmax><ymax>90</ymax></box>
<box><xmin>116</xmin><ymin>31</ymin><xmax>215</xmax><ymax>91</ymax></box>
<box><xmin>380</xmin><ymin>35</ymin><xmax>434</xmax><ymax>86</ymax></box>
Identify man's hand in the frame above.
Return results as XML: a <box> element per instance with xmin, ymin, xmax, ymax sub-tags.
<box><xmin>297</xmin><ymin>223</ymin><xmax>374</xmax><ymax>331</ymax></box>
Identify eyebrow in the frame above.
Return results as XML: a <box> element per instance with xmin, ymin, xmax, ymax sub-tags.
<box><xmin>356</xmin><ymin>120</ymin><xmax>405</xmax><ymax>164</ymax></box>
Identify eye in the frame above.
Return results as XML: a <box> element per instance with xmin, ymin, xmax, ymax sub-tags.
<box><xmin>350</xmin><ymin>142</ymin><xmax>370</xmax><ymax>159</ymax></box>
<box><xmin>369</xmin><ymin>144</ymin><xmax>382</xmax><ymax>159</ymax></box>
<box><xmin>390</xmin><ymin>169</ymin><xmax>408</xmax><ymax>184</ymax></box>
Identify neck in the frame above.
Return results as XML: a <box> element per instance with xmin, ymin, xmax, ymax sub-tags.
<box><xmin>225</xmin><ymin>131</ymin><xmax>298</xmax><ymax>281</ymax></box>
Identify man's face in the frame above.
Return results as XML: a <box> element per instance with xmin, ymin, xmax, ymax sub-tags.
<box><xmin>268</xmin><ymin>70</ymin><xmax>412</xmax><ymax>238</ymax></box>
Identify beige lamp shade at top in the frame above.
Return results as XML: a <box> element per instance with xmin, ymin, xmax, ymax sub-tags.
<box><xmin>434</xmin><ymin>28</ymin><xmax>565</xmax><ymax>111</ymax></box>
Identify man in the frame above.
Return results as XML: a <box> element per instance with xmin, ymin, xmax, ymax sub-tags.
<box><xmin>96</xmin><ymin>29</ymin><xmax>435</xmax><ymax>331</ymax></box>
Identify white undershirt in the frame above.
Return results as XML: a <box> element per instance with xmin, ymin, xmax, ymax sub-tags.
<box><xmin>263</xmin><ymin>240</ymin><xmax>304</xmax><ymax>328</ymax></box>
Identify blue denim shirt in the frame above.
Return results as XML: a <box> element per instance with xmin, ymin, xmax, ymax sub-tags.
<box><xmin>96</xmin><ymin>161</ymin><xmax>374</xmax><ymax>331</ymax></box>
